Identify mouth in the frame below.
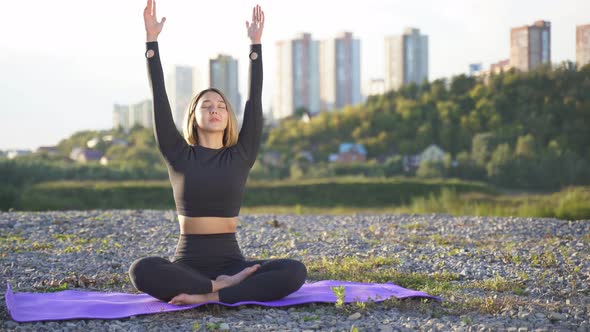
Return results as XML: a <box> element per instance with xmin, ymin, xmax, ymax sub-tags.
<box><xmin>210</xmin><ymin>117</ymin><xmax>221</xmax><ymax>122</ymax></box>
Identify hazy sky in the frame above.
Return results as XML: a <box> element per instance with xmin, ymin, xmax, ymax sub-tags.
<box><xmin>1</xmin><ymin>0</ymin><xmax>588</xmax><ymax>150</ymax></box>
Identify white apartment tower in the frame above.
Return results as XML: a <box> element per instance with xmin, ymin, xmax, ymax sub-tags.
<box><xmin>385</xmin><ymin>28</ymin><xmax>429</xmax><ymax>91</ymax></box>
<box><xmin>577</xmin><ymin>24</ymin><xmax>590</xmax><ymax>69</ymax></box>
<box><xmin>167</xmin><ymin>66</ymin><xmax>193</xmax><ymax>130</ymax></box>
<box><xmin>320</xmin><ymin>32</ymin><xmax>361</xmax><ymax>111</ymax></box>
<box><xmin>113</xmin><ymin>99</ymin><xmax>153</xmax><ymax>132</ymax></box>
<box><xmin>510</xmin><ymin>20</ymin><xmax>551</xmax><ymax>72</ymax></box>
<box><xmin>274</xmin><ymin>33</ymin><xmax>320</xmax><ymax>120</ymax></box>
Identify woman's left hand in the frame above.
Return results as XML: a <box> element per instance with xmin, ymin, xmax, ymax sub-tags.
<box><xmin>246</xmin><ymin>4</ymin><xmax>264</xmax><ymax>44</ymax></box>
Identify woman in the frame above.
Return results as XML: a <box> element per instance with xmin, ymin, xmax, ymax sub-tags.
<box><xmin>129</xmin><ymin>0</ymin><xmax>307</xmax><ymax>306</ymax></box>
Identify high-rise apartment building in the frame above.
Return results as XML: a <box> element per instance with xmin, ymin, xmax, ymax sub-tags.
<box><xmin>320</xmin><ymin>32</ymin><xmax>361</xmax><ymax>111</ymax></box>
<box><xmin>577</xmin><ymin>24</ymin><xmax>590</xmax><ymax>69</ymax></box>
<box><xmin>510</xmin><ymin>20</ymin><xmax>551</xmax><ymax>71</ymax></box>
<box><xmin>274</xmin><ymin>33</ymin><xmax>320</xmax><ymax>120</ymax></box>
<box><xmin>113</xmin><ymin>99</ymin><xmax>153</xmax><ymax>132</ymax></box>
<box><xmin>166</xmin><ymin>66</ymin><xmax>193</xmax><ymax>130</ymax></box>
<box><xmin>384</xmin><ymin>28</ymin><xmax>429</xmax><ymax>91</ymax></box>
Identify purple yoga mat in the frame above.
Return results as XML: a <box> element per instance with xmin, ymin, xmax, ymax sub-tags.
<box><xmin>5</xmin><ymin>280</ymin><xmax>441</xmax><ymax>322</ymax></box>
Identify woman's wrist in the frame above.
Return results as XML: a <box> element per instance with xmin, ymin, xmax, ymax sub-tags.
<box><xmin>147</xmin><ymin>34</ymin><xmax>159</xmax><ymax>42</ymax></box>
<box><xmin>250</xmin><ymin>39</ymin><xmax>261</xmax><ymax>44</ymax></box>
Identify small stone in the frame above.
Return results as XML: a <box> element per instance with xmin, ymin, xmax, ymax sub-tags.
<box><xmin>348</xmin><ymin>312</ymin><xmax>362</xmax><ymax>320</ymax></box>
<box><xmin>518</xmin><ymin>312</ymin><xmax>530</xmax><ymax>319</ymax></box>
<box><xmin>379</xmin><ymin>325</ymin><xmax>394</xmax><ymax>332</ymax></box>
<box><xmin>547</xmin><ymin>312</ymin><xmax>565</xmax><ymax>320</ymax></box>
<box><xmin>218</xmin><ymin>323</ymin><xmax>230</xmax><ymax>330</ymax></box>
<box><xmin>5</xmin><ymin>321</ymin><xmax>18</xmax><ymax>329</ymax></box>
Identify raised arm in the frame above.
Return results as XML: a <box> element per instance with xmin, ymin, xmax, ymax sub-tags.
<box><xmin>237</xmin><ymin>5</ymin><xmax>265</xmax><ymax>168</ymax></box>
<box><xmin>143</xmin><ymin>0</ymin><xmax>187</xmax><ymax>164</ymax></box>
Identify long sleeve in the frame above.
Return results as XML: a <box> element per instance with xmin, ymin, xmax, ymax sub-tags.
<box><xmin>145</xmin><ymin>41</ymin><xmax>188</xmax><ymax>165</ymax></box>
<box><xmin>237</xmin><ymin>44</ymin><xmax>263</xmax><ymax>168</ymax></box>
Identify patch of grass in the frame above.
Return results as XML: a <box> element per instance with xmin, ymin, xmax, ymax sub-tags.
<box><xmin>307</xmin><ymin>255</ymin><xmax>460</xmax><ymax>300</ymax></box>
<box><xmin>1</xmin><ymin>232</ymin><xmax>55</xmax><ymax>252</ymax></box>
<box><xmin>530</xmin><ymin>251</ymin><xmax>558</xmax><ymax>268</ymax></box>
<box><xmin>331</xmin><ymin>285</ymin><xmax>345</xmax><ymax>308</ymax></box>
<box><xmin>393</xmin><ymin>271</ymin><xmax>460</xmax><ymax>298</ymax></box>
<box><xmin>0</xmin><ymin>233</ymin><xmax>26</xmax><ymax>252</ymax></box>
<box><xmin>105</xmin><ymin>274</ymin><xmax>131</xmax><ymax>287</ymax></box>
<box><xmin>465</xmin><ymin>275</ymin><xmax>524</xmax><ymax>293</ymax></box>
<box><xmin>516</xmin><ymin>271</ymin><xmax>530</xmax><ymax>282</ymax></box>
<box><xmin>553</xmin><ymin>187</ymin><xmax>590</xmax><ymax>220</ymax></box>
<box><xmin>302</xmin><ymin>314</ymin><xmax>320</xmax><ymax>322</ymax></box>
<box><xmin>29</xmin><ymin>241</ymin><xmax>54</xmax><ymax>250</ymax></box>
<box><xmin>429</xmin><ymin>234</ymin><xmax>464</xmax><ymax>246</ymax></box>
<box><xmin>460</xmin><ymin>295</ymin><xmax>525</xmax><ymax>315</ymax></box>
<box><xmin>52</xmin><ymin>233</ymin><xmax>76</xmax><ymax>241</ymax></box>
<box><xmin>52</xmin><ymin>233</ymin><xmax>97</xmax><ymax>246</ymax></box>
<box><xmin>305</xmin><ymin>254</ymin><xmax>545</xmax><ymax>317</ymax></box>
<box><xmin>307</xmin><ymin>255</ymin><xmax>402</xmax><ymax>283</ymax></box>
<box><xmin>205</xmin><ymin>322</ymin><xmax>221</xmax><ymax>330</ymax></box>
<box><xmin>43</xmin><ymin>282</ymin><xmax>70</xmax><ymax>293</ymax></box>
<box><xmin>63</xmin><ymin>245</ymin><xmax>83</xmax><ymax>253</ymax></box>
<box><xmin>402</xmin><ymin>222</ymin><xmax>427</xmax><ymax>231</ymax></box>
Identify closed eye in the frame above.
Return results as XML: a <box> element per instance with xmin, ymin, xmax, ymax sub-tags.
<box><xmin>202</xmin><ymin>103</ymin><xmax>226</xmax><ymax>108</ymax></box>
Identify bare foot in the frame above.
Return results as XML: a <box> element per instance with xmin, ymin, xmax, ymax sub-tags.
<box><xmin>168</xmin><ymin>293</ymin><xmax>212</xmax><ymax>305</ymax></box>
<box><xmin>215</xmin><ymin>264</ymin><xmax>261</xmax><ymax>288</ymax></box>
<box><xmin>168</xmin><ymin>265</ymin><xmax>261</xmax><ymax>305</ymax></box>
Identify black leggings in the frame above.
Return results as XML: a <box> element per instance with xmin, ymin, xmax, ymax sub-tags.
<box><xmin>128</xmin><ymin>233</ymin><xmax>307</xmax><ymax>303</ymax></box>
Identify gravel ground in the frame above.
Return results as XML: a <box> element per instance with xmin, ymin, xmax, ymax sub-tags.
<box><xmin>1</xmin><ymin>210</ymin><xmax>588</xmax><ymax>331</ymax></box>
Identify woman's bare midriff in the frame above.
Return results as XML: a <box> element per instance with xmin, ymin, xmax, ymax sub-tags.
<box><xmin>178</xmin><ymin>215</ymin><xmax>240</xmax><ymax>234</ymax></box>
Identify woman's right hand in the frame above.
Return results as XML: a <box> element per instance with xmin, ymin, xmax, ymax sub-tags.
<box><xmin>144</xmin><ymin>0</ymin><xmax>166</xmax><ymax>42</ymax></box>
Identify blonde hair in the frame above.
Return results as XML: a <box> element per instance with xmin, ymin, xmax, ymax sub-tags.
<box><xmin>182</xmin><ymin>88</ymin><xmax>239</xmax><ymax>147</ymax></box>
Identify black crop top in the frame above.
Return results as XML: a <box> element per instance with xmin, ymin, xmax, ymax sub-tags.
<box><xmin>145</xmin><ymin>41</ymin><xmax>263</xmax><ymax>217</ymax></box>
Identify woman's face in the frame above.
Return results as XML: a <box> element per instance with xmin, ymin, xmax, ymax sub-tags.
<box><xmin>194</xmin><ymin>91</ymin><xmax>228</xmax><ymax>132</ymax></box>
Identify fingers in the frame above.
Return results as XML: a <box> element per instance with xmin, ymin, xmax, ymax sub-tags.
<box><xmin>250</xmin><ymin>5</ymin><xmax>262</xmax><ymax>25</ymax></box>
<box><xmin>153</xmin><ymin>0</ymin><xmax>157</xmax><ymax>17</ymax></box>
<box><xmin>145</xmin><ymin>0</ymin><xmax>153</xmax><ymax>17</ymax></box>
<box><xmin>251</xmin><ymin>5</ymin><xmax>264</xmax><ymax>26</ymax></box>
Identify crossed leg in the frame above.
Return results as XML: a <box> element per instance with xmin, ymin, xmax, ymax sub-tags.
<box><xmin>129</xmin><ymin>256</ymin><xmax>307</xmax><ymax>305</ymax></box>
<box><xmin>170</xmin><ymin>258</ymin><xmax>308</xmax><ymax>305</ymax></box>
